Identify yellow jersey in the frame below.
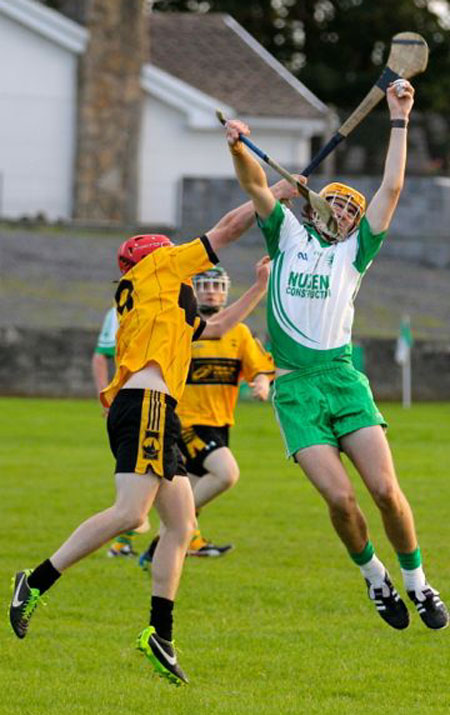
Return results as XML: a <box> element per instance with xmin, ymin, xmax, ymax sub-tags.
<box><xmin>177</xmin><ymin>322</ymin><xmax>275</xmax><ymax>427</ymax></box>
<box><xmin>101</xmin><ymin>236</ymin><xmax>218</xmax><ymax>407</ymax></box>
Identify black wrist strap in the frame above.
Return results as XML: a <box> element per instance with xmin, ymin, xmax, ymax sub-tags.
<box><xmin>391</xmin><ymin>119</ymin><xmax>408</xmax><ymax>128</ymax></box>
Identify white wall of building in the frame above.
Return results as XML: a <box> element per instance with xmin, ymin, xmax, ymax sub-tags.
<box><xmin>138</xmin><ymin>94</ymin><xmax>310</xmax><ymax>226</ymax></box>
<box><xmin>0</xmin><ymin>2</ymin><xmax>319</xmax><ymax>227</ymax></box>
<box><xmin>0</xmin><ymin>13</ymin><xmax>79</xmax><ymax>219</ymax></box>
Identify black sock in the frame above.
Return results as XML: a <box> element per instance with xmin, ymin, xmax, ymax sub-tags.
<box><xmin>150</xmin><ymin>596</ymin><xmax>174</xmax><ymax>642</ymax></box>
<box><xmin>28</xmin><ymin>559</ymin><xmax>61</xmax><ymax>595</ymax></box>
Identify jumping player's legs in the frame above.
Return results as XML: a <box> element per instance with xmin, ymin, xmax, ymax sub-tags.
<box><xmin>275</xmin><ymin>367</ymin><xmax>415</xmax><ymax>629</ymax></box>
<box><xmin>294</xmin><ymin>443</ymin><xmax>410</xmax><ymax>629</ymax></box>
<box><xmin>341</xmin><ymin>425</ymin><xmax>448</xmax><ymax>629</ymax></box>
<box><xmin>340</xmin><ymin>426</ymin><xmax>416</xmax><ymax>553</ymax></box>
<box><xmin>51</xmin><ymin>472</ymin><xmax>160</xmax><ymax>572</ymax></box>
<box><xmin>9</xmin><ymin>470</ymin><xmax>161</xmax><ymax>640</ymax></box>
<box><xmin>294</xmin><ymin>444</ymin><xmax>369</xmax><ymax>552</ymax></box>
<box><xmin>152</xmin><ymin>475</ymin><xmax>196</xmax><ymax>599</ymax></box>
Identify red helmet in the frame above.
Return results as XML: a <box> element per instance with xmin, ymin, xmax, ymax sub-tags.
<box><xmin>117</xmin><ymin>234</ymin><xmax>173</xmax><ymax>274</ymax></box>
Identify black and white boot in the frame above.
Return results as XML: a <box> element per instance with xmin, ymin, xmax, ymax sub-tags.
<box><xmin>407</xmin><ymin>584</ymin><xmax>449</xmax><ymax>630</ymax></box>
<box><xmin>366</xmin><ymin>574</ymin><xmax>410</xmax><ymax>630</ymax></box>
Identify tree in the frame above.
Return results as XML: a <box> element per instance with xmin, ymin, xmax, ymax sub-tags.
<box><xmin>151</xmin><ymin>0</ymin><xmax>450</xmax><ymax>113</ymax></box>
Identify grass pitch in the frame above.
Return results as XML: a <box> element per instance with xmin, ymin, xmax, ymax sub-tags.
<box><xmin>1</xmin><ymin>398</ymin><xmax>449</xmax><ymax>715</ymax></box>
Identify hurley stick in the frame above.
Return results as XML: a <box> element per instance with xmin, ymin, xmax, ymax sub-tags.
<box><xmin>216</xmin><ymin>110</ymin><xmax>340</xmax><ymax>239</ymax></box>
<box><xmin>301</xmin><ymin>32</ymin><xmax>429</xmax><ymax>176</ymax></box>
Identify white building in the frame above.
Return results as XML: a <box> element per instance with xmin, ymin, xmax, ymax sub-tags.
<box><xmin>0</xmin><ymin>0</ymin><xmax>330</xmax><ymax>225</ymax></box>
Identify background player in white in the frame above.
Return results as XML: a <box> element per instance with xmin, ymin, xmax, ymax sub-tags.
<box><xmin>223</xmin><ymin>79</ymin><xmax>448</xmax><ymax>631</ymax></box>
<box><xmin>91</xmin><ymin>306</ymin><xmax>117</xmax><ymax>399</ymax></box>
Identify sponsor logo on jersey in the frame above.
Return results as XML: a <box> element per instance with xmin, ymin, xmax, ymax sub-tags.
<box><xmin>286</xmin><ymin>271</ymin><xmax>331</xmax><ymax>299</ymax></box>
<box><xmin>297</xmin><ymin>251</ymin><xmax>308</xmax><ymax>261</ymax></box>
<box><xmin>187</xmin><ymin>358</ymin><xmax>241</xmax><ymax>385</ymax></box>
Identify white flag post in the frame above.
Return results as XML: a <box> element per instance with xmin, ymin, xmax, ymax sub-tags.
<box><xmin>395</xmin><ymin>315</ymin><xmax>413</xmax><ymax>408</ymax></box>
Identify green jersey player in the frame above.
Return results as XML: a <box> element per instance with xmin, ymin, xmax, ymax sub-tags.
<box><xmin>224</xmin><ymin>79</ymin><xmax>448</xmax><ymax>631</ymax></box>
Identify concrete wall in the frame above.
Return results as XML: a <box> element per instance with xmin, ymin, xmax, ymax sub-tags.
<box><xmin>0</xmin><ymin>327</ymin><xmax>448</xmax><ymax>400</ymax></box>
<box><xmin>358</xmin><ymin>338</ymin><xmax>450</xmax><ymax>401</ymax></box>
<box><xmin>0</xmin><ymin>11</ymin><xmax>80</xmax><ymax>220</ymax></box>
<box><xmin>0</xmin><ymin>326</ymin><xmax>98</xmax><ymax>398</ymax></box>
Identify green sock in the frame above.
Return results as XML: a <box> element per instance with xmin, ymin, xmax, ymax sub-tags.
<box><xmin>349</xmin><ymin>540</ymin><xmax>375</xmax><ymax>566</ymax></box>
<box><xmin>398</xmin><ymin>547</ymin><xmax>426</xmax><ymax>591</ymax></box>
<box><xmin>397</xmin><ymin>547</ymin><xmax>421</xmax><ymax>570</ymax></box>
<box><xmin>350</xmin><ymin>541</ymin><xmax>386</xmax><ymax>586</ymax></box>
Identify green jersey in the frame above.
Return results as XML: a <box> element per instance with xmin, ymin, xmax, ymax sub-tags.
<box><xmin>95</xmin><ymin>307</ymin><xmax>118</xmax><ymax>358</ymax></box>
<box><xmin>258</xmin><ymin>201</ymin><xmax>386</xmax><ymax>371</ymax></box>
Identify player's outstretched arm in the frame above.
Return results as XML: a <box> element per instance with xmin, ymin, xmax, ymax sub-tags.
<box><xmin>206</xmin><ymin>178</ymin><xmax>299</xmax><ymax>255</ymax></box>
<box><xmin>226</xmin><ymin>119</ymin><xmax>276</xmax><ymax>220</ymax></box>
<box><xmin>201</xmin><ymin>256</ymin><xmax>270</xmax><ymax>338</ymax></box>
<box><xmin>365</xmin><ymin>80</ymin><xmax>414</xmax><ymax>234</ymax></box>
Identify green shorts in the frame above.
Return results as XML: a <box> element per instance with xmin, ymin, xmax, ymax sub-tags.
<box><xmin>272</xmin><ymin>363</ymin><xmax>386</xmax><ymax>457</ymax></box>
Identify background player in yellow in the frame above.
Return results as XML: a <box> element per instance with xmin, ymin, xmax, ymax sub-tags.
<box><xmin>140</xmin><ymin>262</ymin><xmax>275</xmax><ymax>565</ymax></box>
<box><xmin>9</xmin><ymin>184</ymin><xmax>298</xmax><ymax>686</ymax></box>
<box><xmin>102</xmin><ymin>261</ymin><xmax>273</xmax><ymax>561</ymax></box>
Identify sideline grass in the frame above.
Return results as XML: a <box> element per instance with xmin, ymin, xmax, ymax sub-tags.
<box><xmin>1</xmin><ymin>399</ymin><xmax>450</xmax><ymax>715</ymax></box>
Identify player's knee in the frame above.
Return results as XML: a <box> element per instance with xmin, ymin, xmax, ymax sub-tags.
<box><xmin>222</xmin><ymin>463</ymin><xmax>240</xmax><ymax>489</ymax></box>
<box><xmin>170</xmin><ymin>514</ymin><xmax>196</xmax><ymax>546</ymax></box>
<box><xmin>329</xmin><ymin>490</ymin><xmax>357</xmax><ymax>519</ymax></box>
<box><xmin>371</xmin><ymin>479</ymin><xmax>399</xmax><ymax>511</ymax></box>
<box><xmin>114</xmin><ymin>504</ymin><xmax>147</xmax><ymax>532</ymax></box>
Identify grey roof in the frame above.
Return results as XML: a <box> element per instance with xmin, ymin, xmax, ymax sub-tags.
<box><xmin>149</xmin><ymin>13</ymin><xmax>328</xmax><ymax>120</ymax></box>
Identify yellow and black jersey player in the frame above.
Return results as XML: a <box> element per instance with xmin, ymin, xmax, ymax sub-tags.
<box><xmin>9</xmin><ymin>181</ymin><xmax>301</xmax><ymax>686</ymax></box>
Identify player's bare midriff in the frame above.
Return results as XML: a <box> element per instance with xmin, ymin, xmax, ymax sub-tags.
<box><xmin>275</xmin><ymin>367</ymin><xmax>294</xmax><ymax>378</ymax></box>
<box><xmin>122</xmin><ymin>361</ymin><xmax>170</xmax><ymax>394</ymax></box>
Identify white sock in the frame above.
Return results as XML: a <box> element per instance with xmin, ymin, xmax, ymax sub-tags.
<box><xmin>359</xmin><ymin>555</ymin><xmax>386</xmax><ymax>587</ymax></box>
<box><xmin>401</xmin><ymin>566</ymin><xmax>426</xmax><ymax>592</ymax></box>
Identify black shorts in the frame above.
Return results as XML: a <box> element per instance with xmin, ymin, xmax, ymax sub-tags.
<box><xmin>178</xmin><ymin>424</ymin><xmax>230</xmax><ymax>477</ymax></box>
<box><xmin>107</xmin><ymin>389</ymin><xmax>187</xmax><ymax>480</ymax></box>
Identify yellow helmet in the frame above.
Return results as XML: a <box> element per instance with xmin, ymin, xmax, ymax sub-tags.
<box><xmin>319</xmin><ymin>182</ymin><xmax>366</xmax><ymax>232</ymax></box>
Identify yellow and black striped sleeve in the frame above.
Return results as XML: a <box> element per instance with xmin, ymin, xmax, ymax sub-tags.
<box><xmin>172</xmin><ymin>236</ymin><xmax>219</xmax><ymax>281</ymax></box>
<box><xmin>193</xmin><ymin>315</ymin><xmax>207</xmax><ymax>341</ymax></box>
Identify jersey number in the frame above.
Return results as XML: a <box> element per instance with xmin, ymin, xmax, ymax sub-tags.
<box><xmin>115</xmin><ymin>279</ymin><xmax>134</xmax><ymax>315</ymax></box>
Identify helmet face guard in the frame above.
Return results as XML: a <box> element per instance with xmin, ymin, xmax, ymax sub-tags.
<box><xmin>118</xmin><ymin>234</ymin><xmax>173</xmax><ymax>274</ymax></box>
<box><xmin>312</xmin><ymin>183</ymin><xmax>366</xmax><ymax>243</ymax></box>
<box><xmin>193</xmin><ymin>267</ymin><xmax>230</xmax><ymax>314</ymax></box>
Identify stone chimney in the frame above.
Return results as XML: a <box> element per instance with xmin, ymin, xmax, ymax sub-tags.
<box><xmin>74</xmin><ymin>0</ymin><xmax>149</xmax><ymax>223</ymax></box>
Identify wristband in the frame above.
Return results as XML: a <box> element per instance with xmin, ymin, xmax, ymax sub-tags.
<box><xmin>391</xmin><ymin>119</ymin><xmax>408</xmax><ymax>129</ymax></box>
